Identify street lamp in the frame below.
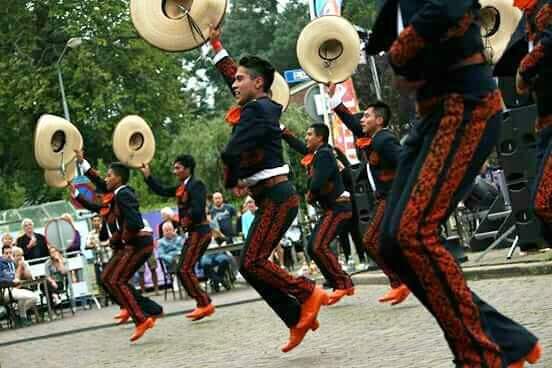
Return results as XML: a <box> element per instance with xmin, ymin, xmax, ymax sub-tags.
<box><xmin>56</xmin><ymin>37</ymin><xmax>82</xmax><ymax>121</ymax></box>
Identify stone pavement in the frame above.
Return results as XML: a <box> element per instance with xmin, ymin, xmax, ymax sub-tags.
<box><xmin>1</xmin><ymin>275</ymin><xmax>551</xmax><ymax>368</ymax></box>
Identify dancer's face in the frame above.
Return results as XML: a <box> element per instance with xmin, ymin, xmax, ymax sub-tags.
<box><xmin>232</xmin><ymin>66</ymin><xmax>264</xmax><ymax>106</ymax></box>
<box><xmin>305</xmin><ymin>127</ymin><xmax>323</xmax><ymax>152</ymax></box>
<box><xmin>173</xmin><ymin>162</ymin><xmax>190</xmax><ymax>181</ymax></box>
<box><xmin>105</xmin><ymin>169</ymin><xmax>122</xmax><ymax>191</ymax></box>
<box><xmin>360</xmin><ymin>107</ymin><xmax>382</xmax><ymax>136</ymax></box>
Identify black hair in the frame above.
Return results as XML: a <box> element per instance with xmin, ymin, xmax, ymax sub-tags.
<box><xmin>366</xmin><ymin>101</ymin><xmax>391</xmax><ymax>127</ymax></box>
<box><xmin>174</xmin><ymin>154</ymin><xmax>196</xmax><ymax>175</ymax></box>
<box><xmin>310</xmin><ymin>123</ymin><xmax>330</xmax><ymax>143</ymax></box>
<box><xmin>238</xmin><ymin>55</ymin><xmax>275</xmax><ymax>93</ymax></box>
<box><xmin>109</xmin><ymin>162</ymin><xmax>130</xmax><ymax>184</ymax></box>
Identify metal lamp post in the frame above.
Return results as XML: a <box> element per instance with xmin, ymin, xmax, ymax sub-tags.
<box><xmin>56</xmin><ymin>37</ymin><xmax>82</xmax><ymax>121</ymax></box>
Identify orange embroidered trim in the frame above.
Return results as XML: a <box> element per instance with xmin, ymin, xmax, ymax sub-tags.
<box><xmin>536</xmin><ymin>115</ymin><xmax>552</xmax><ymax>132</ymax></box>
<box><xmin>536</xmin><ymin>4</ymin><xmax>552</xmax><ymax>32</ymax></box>
<box><xmin>389</xmin><ymin>25</ymin><xmax>426</xmax><ymax>67</ymax></box>
<box><xmin>100</xmin><ymin>192</ymin><xmax>114</xmax><ymax>217</ymax></box>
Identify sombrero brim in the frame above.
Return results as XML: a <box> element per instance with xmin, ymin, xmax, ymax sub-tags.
<box><xmin>112</xmin><ymin>115</ymin><xmax>156</xmax><ymax>169</ymax></box>
<box><xmin>271</xmin><ymin>72</ymin><xmax>290</xmax><ymax>111</ymax></box>
<box><xmin>44</xmin><ymin>160</ymin><xmax>77</xmax><ymax>188</ymax></box>
<box><xmin>34</xmin><ymin>114</ymin><xmax>83</xmax><ymax>170</ymax></box>
<box><xmin>480</xmin><ymin>0</ymin><xmax>522</xmax><ymax>64</ymax></box>
<box><xmin>130</xmin><ymin>0</ymin><xmax>228</xmax><ymax>52</ymax></box>
<box><xmin>297</xmin><ymin>15</ymin><xmax>360</xmax><ymax>84</ymax></box>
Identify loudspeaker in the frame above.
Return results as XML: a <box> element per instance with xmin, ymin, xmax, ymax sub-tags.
<box><xmin>349</xmin><ymin>163</ymin><xmax>375</xmax><ymax>234</ymax></box>
<box><xmin>495</xmin><ymin>103</ymin><xmax>545</xmax><ymax>251</ymax></box>
<box><xmin>507</xmin><ymin>179</ymin><xmax>545</xmax><ymax>250</ymax></box>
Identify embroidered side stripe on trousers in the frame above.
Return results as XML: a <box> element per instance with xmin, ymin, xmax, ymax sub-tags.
<box><xmin>308</xmin><ymin>208</ymin><xmax>354</xmax><ymax>290</ymax></box>
<box><xmin>177</xmin><ymin>229</ymin><xmax>212</xmax><ymax>307</ymax></box>
<box><xmin>362</xmin><ymin>199</ymin><xmax>402</xmax><ymax>289</ymax></box>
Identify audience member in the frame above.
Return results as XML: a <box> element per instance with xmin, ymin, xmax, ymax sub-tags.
<box><xmin>158</xmin><ymin>207</ymin><xmax>179</xmax><ymax>238</ymax></box>
<box><xmin>61</xmin><ymin>213</ymin><xmax>82</xmax><ymax>253</ymax></box>
<box><xmin>1</xmin><ymin>233</ymin><xmax>14</xmax><ymax>252</ymax></box>
<box><xmin>16</xmin><ymin>219</ymin><xmax>49</xmax><ymax>260</ymax></box>
<box><xmin>137</xmin><ymin>221</ymin><xmax>159</xmax><ymax>295</ymax></box>
<box><xmin>42</xmin><ymin>246</ymin><xmax>68</xmax><ymax>308</ymax></box>
<box><xmin>13</xmin><ymin>247</ymin><xmax>33</xmax><ymax>282</ymax></box>
<box><xmin>158</xmin><ymin>222</ymin><xmax>183</xmax><ymax>268</ymax></box>
<box><xmin>0</xmin><ymin>246</ymin><xmax>38</xmax><ymax>326</ymax></box>
<box><xmin>210</xmin><ymin>192</ymin><xmax>237</xmax><ymax>244</ymax></box>
<box><xmin>85</xmin><ymin>215</ymin><xmax>112</xmax><ymax>303</ymax></box>
<box><xmin>240</xmin><ymin>196</ymin><xmax>256</xmax><ymax>240</ymax></box>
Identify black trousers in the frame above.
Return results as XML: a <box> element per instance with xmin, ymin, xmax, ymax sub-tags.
<box><xmin>307</xmin><ymin>203</ymin><xmax>354</xmax><ymax>290</ymax></box>
<box><xmin>103</xmin><ymin>240</ymin><xmax>162</xmax><ymax>325</ymax></box>
<box><xmin>240</xmin><ymin>181</ymin><xmax>315</xmax><ymax>328</ymax></box>
<box><xmin>380</xmin><ymin>91</ymin><xmax>537</xmax><ymax>367</ymax></box>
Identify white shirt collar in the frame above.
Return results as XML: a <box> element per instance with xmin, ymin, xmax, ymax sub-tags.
<box><xmin>114</xmin><ymin>185</ymin><xmax>127</xmax><ymax>195</ymax></box>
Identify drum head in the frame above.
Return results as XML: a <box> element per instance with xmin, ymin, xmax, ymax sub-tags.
<box><xmin>45</xmin><ymin>218</ymin><xmax>76</xmax><ymax>252</ymax></box>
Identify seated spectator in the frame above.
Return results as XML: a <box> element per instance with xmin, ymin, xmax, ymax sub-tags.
<box><xmin>137</xmin><ymin>220</ymin><xmax>159</xmax><ymax>295</ymax></box>
<box><xmin>201</xmin><ymin>245</ymin><xmax>234</xmax><ymax>292</ymax></box>
<box><xmin>1</xmin><ymin>233</ymin><xmax>14</xmax><ymax>253</ymax></box>
<box><xmin>158</xmin><ymin>207</ymin><xmax>180</xmax><ymax>237</ymax></box>
<box><xmin>13</xmin><ymin>247</ymin><xmax>33</xmax><ymax>282</ymax></box>
<box><xmin>158</xmin><ymin>222</ymin><xmax>183</xmax><ymax>269</ymax></box>
<box><xmin>0</xmin><ymin>246</ymin><xmax>38</xmax><ymax>327</ymax></box>
<box><xmin>61</xmin><ymin>213</ymin><xmax>82</xmax><ymax>253</ymax></box>
<box><xmin>16</xmin><ymin>219</ymin><xmax>49</xmax><ymax>260</ymax></box>
<box><xmin>42</xmin><ymin>246</ymin><xmax>68</xmax><ymax>308</ymax></box>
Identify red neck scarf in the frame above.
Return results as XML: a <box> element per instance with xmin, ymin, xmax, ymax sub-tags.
<box><xmin>514</xmin><ymin>0</ymin><xmax>538</xmax><ymax>10</ymax></box>
<box><xmin>301</xmin><ymin>153</ymin><xmax>314</xmax><ymax>167</ymax></box>
<box><xmin>176</xmin><ymin>184</ymin><xmax>187</xmax><ymax>199</ymax></box>
<box><xmin>225</xmin><ymin>106</ymin><xmax>241</xmax><ymax>126</ymax></box>
<box><xmin>100</xmin><ymin>192</ymin><xmax>114</xmax><ymax>217</ymax></box>
<box><xmin>355</xmin><ymin>137</ymin><xmax>372</xmax><ymax>149</ymax></box>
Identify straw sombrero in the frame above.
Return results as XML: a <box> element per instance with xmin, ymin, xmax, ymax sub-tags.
<box><xmin>479</xmin><ymin>0</ymin><xmax>523</xmax><ymax>64</ymax></box>
<box><xmin>34</xmin><ymin>114</ymin><xmax>83</xmax><ymax>170</ymax></box>
<box><xmin>271</xmin><ymin>72</ymin><xmax>290</xmax><ymax>111</ymax></box>
<box><xmin>297</xmin><ymin>16</ymin><xmax>360</xmax><ymax>84</ymax></box>
<box><xmin>112</xmin><ymin>115</ymin><xmax>156</xmax><ymax>169</ymax></box>
<box><xmin>44</xmin><ymin>160</ymin><xmax>77</xmax><ymax>188</ymax></box>
<box><xmin>130</xmin><ymin>0</ymin><xmax>227</xmax><ymax>52</ymax></box>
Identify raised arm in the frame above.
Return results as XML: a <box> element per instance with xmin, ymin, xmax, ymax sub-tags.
<box><xmin>210</xmin><ymin>26</ymin><xmax>238</xmax><ymax>95</ymax></box>
<box><xmin>281</xmin><ymin>127</ymin><xmax>309</xmax><ymax>156</ymax></box>
<box><xmin>140</xmin><ymin>164</ymin><xmax>179</xmax><ymax>198</ymax></box>
<box><xmin>327</xmin><ymin>83</ymin><xmax>363</xmax><ymax>137</ymax></box>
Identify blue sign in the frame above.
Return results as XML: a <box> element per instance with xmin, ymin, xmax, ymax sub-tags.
<box><xmin>284</xmin><ymin>69</ymin><xmax>310</xmax><ymax>84</ymax></box>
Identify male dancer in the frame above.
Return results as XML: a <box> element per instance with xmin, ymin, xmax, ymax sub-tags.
<box><xmin>326</xmin><ymin>83</ymin><xmax>410</xmax><ymax>305</ymax></box>
<box><xmin>211</xmin><ymin>29</ymin><xmax>329</xmax><ymax>353</ymax></box>
<box><xmin>70</xmin><ymin>149</ymin><xmax>162</xmax><ymax>342</ymax></box>
<box><xmin>367</xmin><ymin>1</ymin><xmax>540</xmax><ymax>366</ymax></box>
<box><xmin>140</xmin><ymin>154</ymin><xmax>215</xmax><ymax>321</ymax></box>
<box><xmin>280</xmin><ymin>123</ymin><xmax>355</xmax><ymax>305</ymax></box>
<box><xmin>516</xmin><ymin>0</ymin><xmax>552</xmax><ymax>246</ymax></box>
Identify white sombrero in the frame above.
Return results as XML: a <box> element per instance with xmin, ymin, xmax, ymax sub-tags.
<box><xmin>112</xmin><ymin>115</ymin><xmax>156</xmax><ymax>169</ymax></box>
<box><xmin>34</xmin><ymin>114</ymin><xmax>83</xmax><ymax>170</ymax></box>
<box><xmin>271</xmin><ymin>72</ymin><xmax>290</xmax><ymax>111</ymax></box>
<box><xmin>479</xmin><ymin>0</ymin><xmax>522</xmax><ymax>64</ymax></box>
<box><xmin>130</xmin><ymin>0</ymin><xmax>228</xmax><ymax>52</ymax></box>
<box><xmin>297</xmin><ymin>16</ymin><xmax>361</xmax><ymax>84</ymax></box>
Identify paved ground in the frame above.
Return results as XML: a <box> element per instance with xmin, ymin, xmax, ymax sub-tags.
<box><xmin>1</xmin><ymin>275</ymin><xmax>551</xmax><ymax>368</ymax></box>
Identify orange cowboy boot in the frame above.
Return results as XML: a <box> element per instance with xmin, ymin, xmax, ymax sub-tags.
<box><xmin>378</xmin><ymin>284</ymin><xmax>411</xmax><ymax>305</ymax></box>
<box><xmin>281</xmin><ymin>319</ymin><xmax>320</xmax><ymax>353</ymax></box>
<box><xmin>186</xmin><ymin>303</ymin><xmax>216</xmax><ymax>321</ymax></box>
<box><xmin>327</xmin><ymin>287</ymin><xmax>355</xmax><ymax>306</ymax></box>
<box><xmin>296</xmin><ymin>287</ymin><xmax>330</xmax><ymax>330</ymax></box>
<box><xmin>114</xmin><ymin>308</ymin><xmax>131</xmax><ymax>324</ymax></box>
<box><xmin>508</xmin><ymin>342</ymin><xmax>543</xmax><ymax>368</ymax></box>
<box><xmin>130</xmin><ymin>317</ymin><xmax>155</xmax><ymax>342</ymax></box>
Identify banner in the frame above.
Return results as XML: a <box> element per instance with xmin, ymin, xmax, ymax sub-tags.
<box><xmin>311</xmin><ymin>0</ymin><xmax>361</xmax><ymax>164</ymax></box>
